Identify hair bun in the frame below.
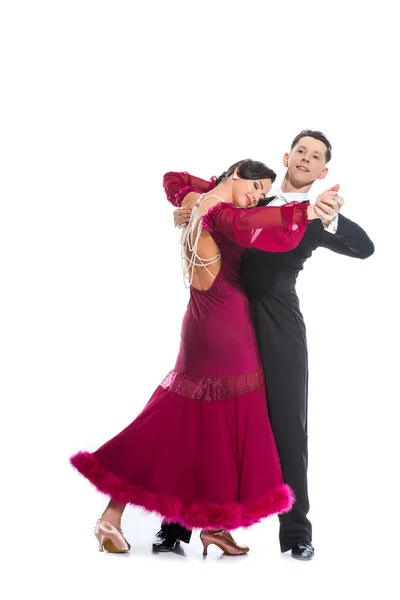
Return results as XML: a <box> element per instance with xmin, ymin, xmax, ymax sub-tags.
<box><xmin>215</xmin><ymin>170</ymin><xmax>228</xmax><ymax>186</ymax></box>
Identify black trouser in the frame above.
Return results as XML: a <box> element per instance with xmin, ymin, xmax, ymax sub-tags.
<box><xmin>250</xmin><ymin>292</ymin><xmax>311</xmax><ymax>552</ymax></box>
<box><xmin>160</xmin><ymin>521</ymin><xmax>192</xmax><ymax>543</ymax></box>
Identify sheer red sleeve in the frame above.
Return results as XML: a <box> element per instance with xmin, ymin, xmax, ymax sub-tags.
<box><xmin>202</xmin><ymin>202</ymin><xmax>310</xmax><ymax>252</ymax></box>
<box><xmin>163</xmin><ymin>171</ymin><xmax>217</xmax><ymax>207</ymax></box>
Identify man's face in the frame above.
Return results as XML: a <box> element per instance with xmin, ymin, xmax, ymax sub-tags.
<box><xmin>284</xmin><ymin>136</ymin><xmax>329</xmax><ymax>186</ymax></box>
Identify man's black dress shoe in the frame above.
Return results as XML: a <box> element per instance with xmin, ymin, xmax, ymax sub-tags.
<box><xmin>152</xmin><ymin>523</ymin><xmax>192</xmax><ymax>552</ymax></box>
<box><xmin>152</xmin><ymin>528</ymin><xmax>180</xmax><ymax>552</ymax></box>
<box><xmin>291</xmin><ymin>542</ymin><xmax>314</xmax><ymax>561</ymax></box>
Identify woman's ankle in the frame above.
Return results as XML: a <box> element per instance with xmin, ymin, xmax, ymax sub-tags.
<box><xmin>101</xmin><ymin>503</ymin><xmax>125</xmax><ymax>529</ymax></box>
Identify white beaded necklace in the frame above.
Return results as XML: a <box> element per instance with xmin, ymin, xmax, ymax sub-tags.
<box><xmin>180</xmin><ymin>194</ymin><xmax>226</xmax><ymax>288</ymax></box>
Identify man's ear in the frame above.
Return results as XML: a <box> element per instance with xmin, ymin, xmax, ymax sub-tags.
<box><xmin>317</xmin><ymin>167</ymin><xmax>329</xmax><ymax>181</ymax></box>
<box><xmin>283</xmin><ymin>152</ymin><xmax>290</xmax><ymax>168</ymax></box>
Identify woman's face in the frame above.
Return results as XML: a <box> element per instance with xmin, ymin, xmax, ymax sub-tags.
<box><xmin>231</xmin><ymin>169</ymin><xmax>273</xmax><ymax>208</ymax></box>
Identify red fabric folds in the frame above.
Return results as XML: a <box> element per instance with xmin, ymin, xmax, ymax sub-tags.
<box><xmin>202</xmin><ymin>201</ymin><xmax>310</xmax><ymax>252</ymax></box>
<box><xmin>163</xmin><ymin>171</ymin><xmax>216</xmax><ymax>207</ymax></box>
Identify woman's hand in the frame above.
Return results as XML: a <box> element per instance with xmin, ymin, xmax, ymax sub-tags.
<box><xmin>313</xmin><ymin>184</ymin><xmax>344</xmax><ymax>224</ymax></box>
<box><xmin>308</xmin><ymin>184</ymin><xmax>344</xmax><ymax>223</ymax></box>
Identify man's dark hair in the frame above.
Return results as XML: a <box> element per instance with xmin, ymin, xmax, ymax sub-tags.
<box><xmin>290</xmin><ymin>130</ymin><xmax>332</xmax><ymax>163</ymax></box>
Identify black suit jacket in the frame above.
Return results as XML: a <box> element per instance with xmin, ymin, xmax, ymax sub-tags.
<box><xmin>240</xmin><ymin>197</ymin><xmax>374</xmax><ymax>300</ymax></box>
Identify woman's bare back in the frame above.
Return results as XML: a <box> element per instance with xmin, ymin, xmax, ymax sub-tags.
<box><xmin>181</xmin><ymin>193</ymin><xmax>226</xmax><ymax>291</ymax></box>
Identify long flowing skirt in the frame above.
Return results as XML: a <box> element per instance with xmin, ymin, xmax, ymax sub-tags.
<box><xmin>71</xmin><ymin>370</ymin><xmax>294</xmax><ymax>530</ymax></box>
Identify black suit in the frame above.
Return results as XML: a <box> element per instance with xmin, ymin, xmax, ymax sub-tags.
<box><xmin>240</xmin><ymin>199</ymin><xmax>374</xmax><ymax>551</ymax></box>
<box><xmin>163</xmin><ymin>200</ymin><xmax>374</xmax><ymax>551</ymax></box>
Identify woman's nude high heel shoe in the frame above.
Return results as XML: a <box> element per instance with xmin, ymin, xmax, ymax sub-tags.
<box><xmin>200</xmin><ymin>529</ymin><xmax>249</xmax><ymax>556</ymax></box>
<box><xmin>94</xmin><ymin>519</ymin><xmax>131</xmax><ymax>553</ymax></box>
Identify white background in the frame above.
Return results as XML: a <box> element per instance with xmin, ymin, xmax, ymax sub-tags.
<box><xmin>1</xmin><ymin>1</ymin><xmax>398</xmax><ymax>599</ymax></box>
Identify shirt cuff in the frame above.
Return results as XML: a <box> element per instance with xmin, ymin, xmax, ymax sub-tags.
<box><xmin>324</xmin><ymin>214</ymin><xmax>339</xmax><ymax>234</ymax></box>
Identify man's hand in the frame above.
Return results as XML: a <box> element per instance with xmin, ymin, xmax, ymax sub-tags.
<box><xmin>314</xmin><ymin>184</ymin><xmax>344</xmax><ymax>225</ymax></box>
<box><xmin>173</xmin><ymin>207</ymin><xmax>192</xmax><ymax>228</ymax></box>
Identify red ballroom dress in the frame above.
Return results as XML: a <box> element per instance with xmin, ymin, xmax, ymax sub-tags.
<box><xmin>70</xmin><ymin>172</ymin><xmax>311</xmax><ymax>530</ymax></box>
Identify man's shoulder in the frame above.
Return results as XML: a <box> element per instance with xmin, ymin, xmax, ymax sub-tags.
<box><xmin>258</xmin><ymin>197</ymin><xmax>310</xmax><ymax>208</ymax></box>
<box><xmin>258</xmin><ymin>196</ymin><xmax>276</xmax><ymax>207</ymax></box>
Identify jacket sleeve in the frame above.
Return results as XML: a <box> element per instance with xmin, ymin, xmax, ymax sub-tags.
<box><xmin>317</xmin><ymin>214</ymin><xmax>374</xmax><ymax>259</ymax></box>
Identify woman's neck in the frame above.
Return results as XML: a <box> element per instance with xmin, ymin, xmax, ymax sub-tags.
<box><xmin>209</xmin><ymin>181</ymin><xmax>234</xmax><ymax>203</ymax></box>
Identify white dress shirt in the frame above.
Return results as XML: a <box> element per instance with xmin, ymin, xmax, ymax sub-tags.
<box><xmin>269</xmin><ymin>188</ymin><xmax>338</xmax><ymax>235</ymax></box>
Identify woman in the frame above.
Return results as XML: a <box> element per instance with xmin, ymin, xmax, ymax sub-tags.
<box><xmin>71</xmin><ymin>159</ymin><xmax>323</xmax><ymax>556</ymax></box>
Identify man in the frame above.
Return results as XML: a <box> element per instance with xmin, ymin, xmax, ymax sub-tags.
<box><xmin>154</xmin><ymin>130</ymin><xmax>374</xmax><ymax>560</ymax></box>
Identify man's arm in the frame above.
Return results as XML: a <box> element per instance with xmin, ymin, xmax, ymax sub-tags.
<box><xmin>317</xmin><ymin>213</ymin><xmax>374</xmax><ymax>259</ymax></box>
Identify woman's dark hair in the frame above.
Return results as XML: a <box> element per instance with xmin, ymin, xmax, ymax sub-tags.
<box><xmin>290</xmin><ymin>130</ymin><xmax>332</xmax><ymax>163</ymax></box>
<box><xmin>215</xmin><ymin>159</ymin><xmax>277</xmax><ymax>186</ymax></box>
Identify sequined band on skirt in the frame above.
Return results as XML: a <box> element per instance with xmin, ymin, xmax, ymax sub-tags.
<box><xmin>160</xmin><ymin>369</ymin><xmax>264</xmax><ymax>401</ymax></box>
